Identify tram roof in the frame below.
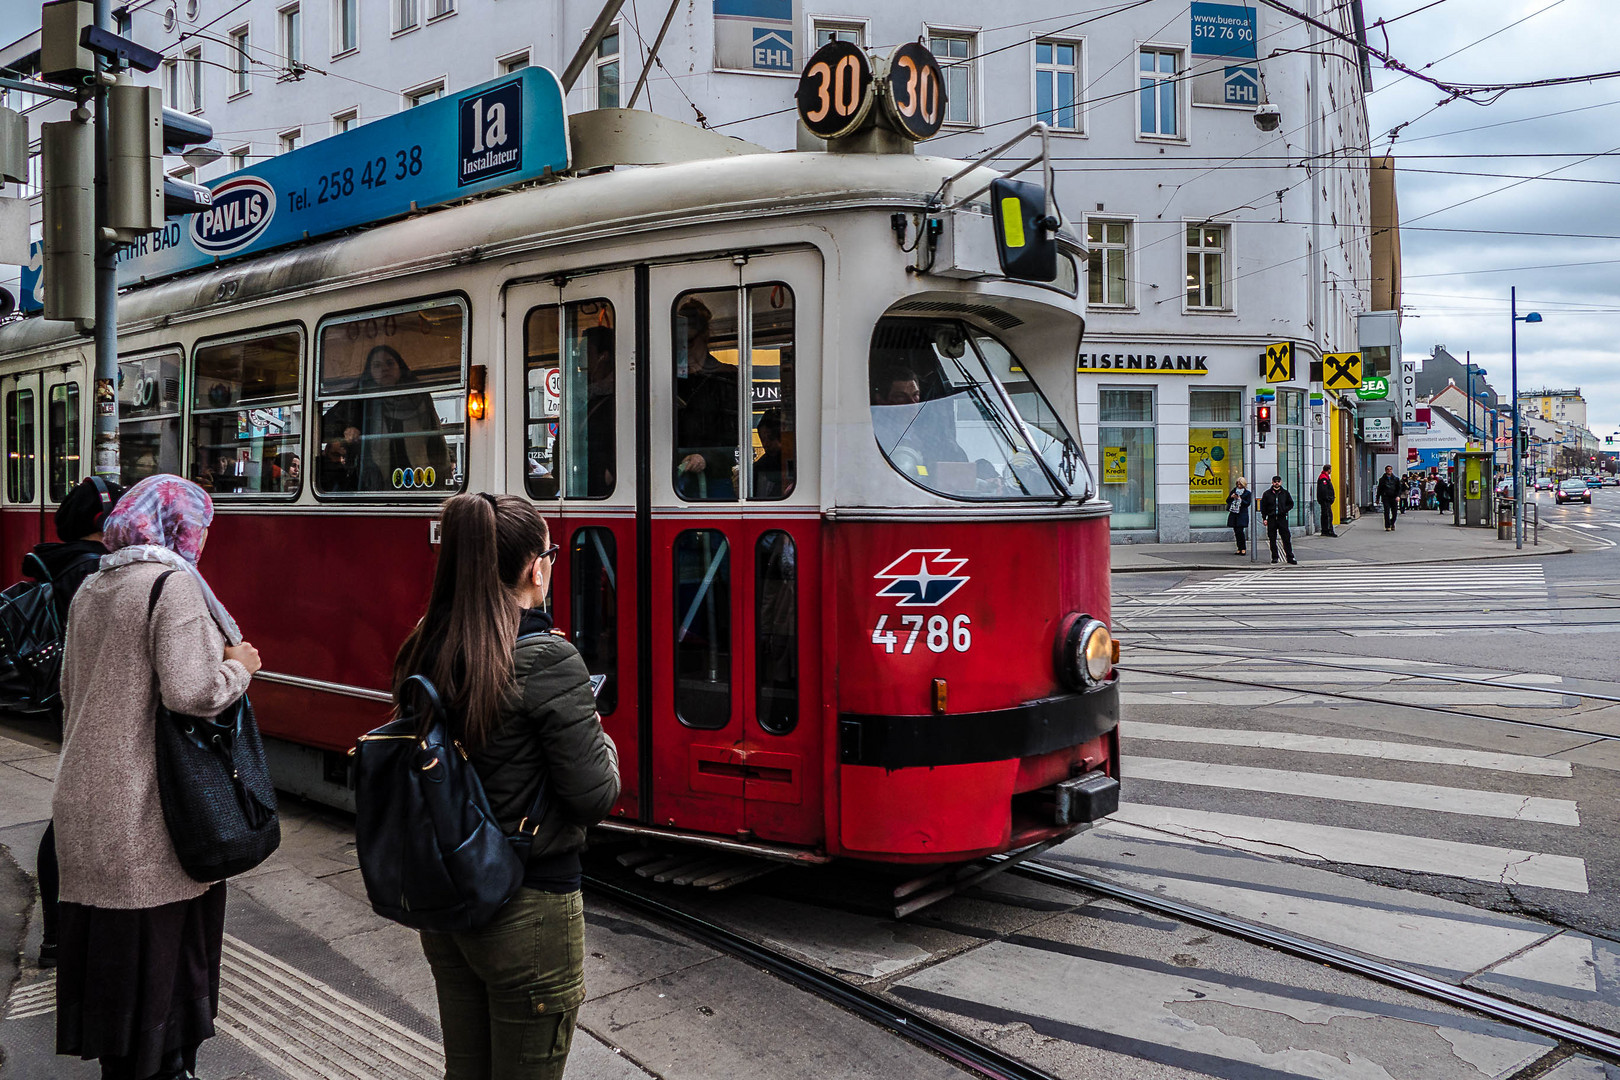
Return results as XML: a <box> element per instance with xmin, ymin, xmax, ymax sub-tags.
<box><xmin>0</xmin><ymin>149</ymin><xmax>1041</xmax><ymax>358</ymax></box>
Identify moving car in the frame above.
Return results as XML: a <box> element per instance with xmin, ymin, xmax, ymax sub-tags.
<box><xmin>1558</xmin><ymin>478</ymin><xmax>1593</xmax><ymax>504</ymax></box>
<box><xmin>1588</xmin><ymin>476</ymin><xmax>1605</xmax><ymax>489</ymax></box>
<box><xmin>1537</xmin><ymin>478</ymin><xmax>1553</xmax><ymax>491</ymax></box>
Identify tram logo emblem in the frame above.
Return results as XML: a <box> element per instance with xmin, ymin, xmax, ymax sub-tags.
<box><xmin>874</xmin><ymin>549</ymin><xmax>970</xmax><ymax>607</ymax></box>
<box><xmin>191</xmin><ymin>176</ymin><xmax>276</xmax><ymax>256</ymax></box>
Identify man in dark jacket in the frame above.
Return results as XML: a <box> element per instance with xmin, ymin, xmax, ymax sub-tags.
<box><xmin>1375</xmin><ymin>464</ymin><xmax>1403</xmax><ymax>531</ymax></box>
<box><xmin>1259</xmin><ymin>475</ymin><xmax>1298</xmax><ymax>564</ymax></box>
<box><xmin>1316</xmin><ymin>466</ymin><xmax>1338</xmax><ymax>537</ymax></box>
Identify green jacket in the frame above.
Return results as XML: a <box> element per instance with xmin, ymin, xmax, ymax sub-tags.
<box><xmin>470</xmin><ymin>620</ymin><xmax>619</xmax><ymax>863</ymax></box>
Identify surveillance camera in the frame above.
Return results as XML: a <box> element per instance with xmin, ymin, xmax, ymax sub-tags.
<box><xmin>1253</xmin><ymin>102</ymin><xmax>1281</xmax><ymax>132</ymax></box>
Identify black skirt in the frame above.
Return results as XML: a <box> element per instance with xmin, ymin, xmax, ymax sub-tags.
<box><xmin>56</xmin><ymin>883</ymin><xmax>227</xmax><ymax>1074</ymax></box>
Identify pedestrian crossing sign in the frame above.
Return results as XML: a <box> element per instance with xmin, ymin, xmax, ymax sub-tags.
<box><xmin>1323</xmin><ymin>352</ymin><xmax>1363</xmax><ymax>391</ymax></box>
<box><xmin>1264</xmin><ymin>341</ymin><xmax>1294</xmax><ymax>383</ymax></box>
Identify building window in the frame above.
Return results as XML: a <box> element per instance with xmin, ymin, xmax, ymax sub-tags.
<box><xmin>1086</xmin><ymin>219</ymin><xmax>1130</xmax><ymax>307</ymax></box>
<box><xmin>1139</xmin><ymin>47</ymin><xmax>1180</xmax><ymax>138</ymax></box>
<box><xmin>1098</xmin><ymin>389</ymin><xmax>1155</xmax><ymax>530</ymax></box>
<box><xmin>333</xmin><ymin>0</ymin><xmax>357</xmax><ymax>54</ymax></box>
<box><xmin>227</xmin><ymin>146</ymin><xmax>249</xmax><ymax>170</ymax></box>
<box><xmin>405</xmin><ymin>81</ymin><xmax>443</xmax><ymax>108</ymax></box>
<box><xmin>593</xmin><ymin>25</ymin><xmax>620</xmax><ymax>109</ymax></box>
<box><xmin>280</xmin><ymin>128</ymin><xmax>302</xmax><ymax>153</ymax></box>
<box><xmin>279</xmin><ymin>4</ymin><xmax>302</xmax><ymax>69</ymax></box>
<box><xmin>929</xmin><ymin>32</ymin><xmax>975</xmax><ymax>126</ymax></box>
<box><xmin>1034</xmin><ymin>39</ymin><xmax>1079</xmax><ymax>132</ymax></box>
<box><xmin>332</xmin><ymin>109</ymin><xmax>357</xmax><ymax>133</ymax></box>
<box><xmin>1185</xmin><ymin>224</ymin><xmax>1228</xmax><ymax>310</ymax></box>
<box><xmin>162</xmin><ymin>60</ymin><xmax>180</xmax><ymax>109</ymax></box>
<box><xmin>499</xmin><ymin>49</ymin><xmax>530</xmax><ymax>74</ymax></box>
<box><xmin>429</xmin><ymin>0</ymin><xmax>453</xmax><ymax>17</ymax></box>
<box><xmin>184</xmin><ymin>47</ymin><xmax>203</xmax><ymax>111</ymax></box>
<box><xmin>1188</xmin><ymin>389</ymin><xmax>1244</xmax><ymax>528</ymax></box>
<box><xmin>229</xmin><ymin>27</ymin><xmax>251</xmax><ymax>95</ymax></box>
<box><xmin>396</xmin><ymin>0</ymin><xmax>416</xmax><ymax>32</ymax></box>
<box><xmin>813</xmin><ymin>20</ymin><xmax>864</xmax><ymax>48</ymax></box>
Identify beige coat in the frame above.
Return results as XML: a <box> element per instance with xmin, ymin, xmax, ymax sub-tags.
<box><xmin>55</xmin><ymin>561</ymin><xmax>252</xmax><ymax>909</ymax></box>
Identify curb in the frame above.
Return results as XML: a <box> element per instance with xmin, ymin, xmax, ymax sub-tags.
<box><xmin>0</xmin><ymin>841</ymin><xmax>31</xmax><ymax>1073</ymax></box>
<box><xmin>1110</xmin><ymin>543</ymin><xmax>1573</xmax><ymax>574</ymax></box>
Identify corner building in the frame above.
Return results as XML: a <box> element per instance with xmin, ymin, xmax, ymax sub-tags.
<box><xmin>3</xmin><ymin>0</ymin><xmax>1375</xmax><ymax>541</ymax></box>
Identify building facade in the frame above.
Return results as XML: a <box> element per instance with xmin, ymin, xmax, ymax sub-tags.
<box><xmin>3</xmin><ymin>0</ymin><xmax>1379</xmax><ymax>541</ymax></box>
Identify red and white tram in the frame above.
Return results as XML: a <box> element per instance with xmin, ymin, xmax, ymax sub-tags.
<box><xmin>0</xmin><ymin>109</ymin><xmax>1119</xmax><ymax>867</ymax></box>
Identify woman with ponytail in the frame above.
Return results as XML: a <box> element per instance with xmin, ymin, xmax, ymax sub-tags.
<box><xmin>398</xmin><ymin>492</ymin><xmax>617</xmax><ymax>1080</ymax></box>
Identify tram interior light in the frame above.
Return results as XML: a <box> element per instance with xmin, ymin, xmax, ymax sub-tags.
<box><xmin>467</xmin><ymin>364</ymin><xmax>487</xmax><ymax>421</ymax></box>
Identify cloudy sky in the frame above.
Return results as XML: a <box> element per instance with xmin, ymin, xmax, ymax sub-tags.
<box><xmin>1362</xmin><ymin>0</ymin><xmax>1620</xmax><ymax>434</ymax></box>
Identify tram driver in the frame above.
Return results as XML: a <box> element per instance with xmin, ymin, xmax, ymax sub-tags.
<box><xmin>870</xmin><ymin>366</ymin><xmax>972</xmax><ymax>489</ymax></box>
<box><xmin>673</xmin><ymin>298</ymin><xmax>738</xmax><ymax>500</ymax></box>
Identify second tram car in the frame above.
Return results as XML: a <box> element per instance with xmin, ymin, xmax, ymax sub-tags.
<box><xmin>0</xmin><ymin>103</ymin><xmax>1119</xmax><ymax>867</ymax></box>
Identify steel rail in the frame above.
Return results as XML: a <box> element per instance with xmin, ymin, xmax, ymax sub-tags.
<box><xmin>583</xmin><ymin>875</ymin><xmax>1062</xmax><ymax>1080</ymax></box>
<box><xmin>1107</xmin><ymin>663</ymin><xmax>1620</xmax><ymax>743</ymax></box>
<box><xmin>1007</xmin><ymin>860</ymin><xmax>1620</xmax><ymax>1060</ymax></box>
<box><xmin>1120</xmin><ymin>640</ymin><xmax>1620</xmax><ymax>705</ymax></box>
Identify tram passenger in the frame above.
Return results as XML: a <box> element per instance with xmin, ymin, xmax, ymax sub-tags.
<box><xmin>52</xmin><ymin>474</ymin><xmax>262</xmax><ymax>1080</ymax></box>
<box><xmin>583</xmin><ymin>326</ymin><xmax>617</xmax><ymax>496</ymax></box>
<box><xmin>317</xmin><ymin>437</ymin><xmax>356</xmax><ymax>492</ymax></box>
<box><xmin>753</xmin><ymin>408</ymin><xmax>791</xmax><ymax>498</ymax></box>
<box><xmin>673</xmin><ymin>298</ymin><xmax>738</xmax><ymax>500</ymax></box>
<box><xmin>399</xmin><ymin>493</ymin><xmax>618</xmax><ymax>1080</ymax></box>
<box><xmin>321</xmin><ymin>345</ymin><xmax>450</xmax><ymax>491</ymax></box>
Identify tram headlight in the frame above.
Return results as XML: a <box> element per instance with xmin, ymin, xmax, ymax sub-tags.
<box><xmin>1057</xmin><ymin>614</ymin><xmax>1115</xmax><ymax>690</ymax></box>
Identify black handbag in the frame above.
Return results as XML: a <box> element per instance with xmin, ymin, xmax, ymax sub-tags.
<box><xmin>0</xmin><ymin>552</ymin><xmax>72</xmax><ymax>713</ymax></box>
<box><xmin>148</xmin><ymin>571</ymin><xmax>281</xmax><ymax>882</ymax></box>
<box><xmin>353</xmin><ymin>674</ymin><xmax>550</xmax><ymax>933</ymax></box>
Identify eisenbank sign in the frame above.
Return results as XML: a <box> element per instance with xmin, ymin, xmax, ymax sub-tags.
<box><xmin>1078</xmin><ymin>352</ymin><xmax>1210</xmax><ymax>374</ymax></box>
<box><xmin>116</xmin><ymin>67</ymin><xmax>568</xmax><ymax>287</ymax></box>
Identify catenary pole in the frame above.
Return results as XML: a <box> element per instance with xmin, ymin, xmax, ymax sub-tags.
<box><xmin>1512</xmin><ymin>287</ymin><xmax>1523</xmax><ymax>549</ymax></box>
<box><xmin>627</xmin><ymin>0</ymin><xmax>682</xmax><ymax>108</ymax></box>
<box><xmin>92</xmin><ymin>0</ymin><xmax>119</xmax><ymax>482</ymax></box>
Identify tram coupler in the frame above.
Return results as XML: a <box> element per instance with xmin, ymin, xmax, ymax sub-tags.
<box><xmin>1053</xmin><ymin>771</ymin><xmax>1120</xmax><ymax>826</ymax></box>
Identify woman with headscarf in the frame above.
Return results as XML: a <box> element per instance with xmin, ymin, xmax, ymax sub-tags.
<box><xmin>52</xmin><ymin>475</ymin><xmax>263</xmax><ymax>1080</ymax></box>
<box><xmin>321</xmin><ymin>344</ymin><xmax>450</xmax><ymax>492</ymax></box>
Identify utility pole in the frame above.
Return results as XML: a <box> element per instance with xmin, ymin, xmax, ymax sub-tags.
<box><xmin>91</xmin><ymin>0</ymin><xmax>118</xmax><ymax>482</ymax></box>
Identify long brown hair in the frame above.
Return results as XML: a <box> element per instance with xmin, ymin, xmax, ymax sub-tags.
<box><xmin>393</xmin><ymin>492</ymin><xmax>549</xmax><ymax>748</ymax></box>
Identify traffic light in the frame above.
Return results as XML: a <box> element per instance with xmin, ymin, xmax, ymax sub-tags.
<box><xmin>41</xmin><ymin>116</ymin><xmax>93</xmax><ymax>324</ymax></box>
<box><xmin>107</xmin><ymin>82</ymin><xmax>162</xmax><ymax>236</ymax></box>
<box><xmin>1256</xmin><ymin>404</ymin><xmax>1271</xmax><ymax>446</ymax></box>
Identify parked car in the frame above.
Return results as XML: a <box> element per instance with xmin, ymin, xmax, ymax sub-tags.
<box><xmin>1558</xmin><ymin>478</ymin><xmax>1593</xmax><ymax>504</ymax></box>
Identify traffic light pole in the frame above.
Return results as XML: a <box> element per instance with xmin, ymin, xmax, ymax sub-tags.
<box><xmin>91</xmin><ymin>0</ymin><xmax>120</xmax><ymax>483</ymax></box>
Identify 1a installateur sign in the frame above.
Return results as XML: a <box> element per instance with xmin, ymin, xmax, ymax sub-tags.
<box><xmin>115</xmin><ymin>67</ymin><xmax>569</xmax><ymax>287</ymax></box>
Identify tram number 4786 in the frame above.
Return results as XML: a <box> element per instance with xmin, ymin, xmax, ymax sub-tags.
<box><xmin>872</xmin><ymin>614</ymin><xmax>972</xmax><ymax>654</ymax></box>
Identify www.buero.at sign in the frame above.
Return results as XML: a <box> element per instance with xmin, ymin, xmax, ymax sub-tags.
<box><xmin>116</xmin><ymin>67</ymin><xmax>570</xmax><ymax>287</ymax></box>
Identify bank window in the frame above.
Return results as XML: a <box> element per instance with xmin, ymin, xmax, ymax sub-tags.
<box><xmin>47</xmin><ymin>383</ymin><xmax>81</xmax><ymax>503</ymax></box>
<box><xmin>1139</xmin><ymin>47</ymin><xmax>1179</xmax><ymax>138</ymax></box>
<box><xmin>315</xmin><ymin>298</ymin><xmax>465</xmax><ymax>496</ymax></box>
<box><xmin>571</xmin><ymin>527</ymin><xmax>618</xmax><ymax>716</ymax></box>
<box><xmin>523</xmin><ymin>299</ymin><xmax>616</xmax><ymax>500</ymax></box>
<box><xmin>190</xmin><ymin>328</ymin><xmax>304</xmax><ymax>497</ymax></box>
<box><xmin>814</xmin><ymin>20</ymin><xmax>865</xmax><ymax>48</ymax></box>
<box><xmin>672</xmin><ymin>285</ymin><xmax>796</xmax><ymax>502</ymax></box>
<box><xmin>1188</xmin><ymin>389</ymin><xmax>1243</xmax><ymax>528</ymax></box>
<box><xmin>1086</xmin><ymin>220</ymin><xmax>1130</xmax><ymax>307</ymax></box>
<box><xmin>755</xmin><ymin>531</ymin><xmax>797</xmax><ymax>735</ymax></box>
<box><xmin>929</xmin><ymin>31</ymin><xmax>975</xmax><ymax>126</ymax></box>
<box><xmin>6</xmin><ymin>389</ymin><xmax>36</xmax><ymax>504</ymax></box>
<box><xmin>1035</xmin><ymin>39</ymin><xmax>1080</xmax><ymax>132</ymax></box>
<box><xmin>1099</xmin><ymin>388</ymin><xmax>1155</xmax><ymax>530</ymax></box>
<box><xmin>119</xmin><ymin>353</ymin><xmax>182</xmax><ymax>486</ymax></box>
<box><xmin>1186</xmin><ymin>225</ymin><xmax>1228</xmax><ymax>310</ymax></box>
<box><xmin>674</xmin><ymin>529</ymin><xmax>730</xmax><ymax>730</ymax></box>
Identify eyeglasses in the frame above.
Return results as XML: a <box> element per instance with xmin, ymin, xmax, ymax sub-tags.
<box><xmin>538</xmin><ymin>545</ymin><xmax>560</xmax><ymax>563</ymax></box>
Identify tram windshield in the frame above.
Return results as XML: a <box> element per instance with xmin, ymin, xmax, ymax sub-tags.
<box><xmin>869</xmin><ymin>317</ymin><xmax>1082</xmax><ymax>500</ymax></box>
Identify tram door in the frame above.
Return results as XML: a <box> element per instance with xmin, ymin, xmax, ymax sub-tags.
<box><xmin>647</xmin><ymin>251</ymin><xmax>824</xmax><ymax>846</ymax></box>
<box><xmin>1</xmin><ymin>370</ymin><xmax>46</xmax><ymax>559</ymax></box>
<box><xmin>505</xmin><ymin>271</ymin><xmax>643</xmax><ymax>819</ymax></box>
<box><xmin>42</xmin><ymin>368</ymin><xmax>86</xmax><ymax>522</ymax></box>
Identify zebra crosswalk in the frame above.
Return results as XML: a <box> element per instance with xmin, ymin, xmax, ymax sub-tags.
<box><xmin>1114</xmin><ymin>562</ymin><xmax>1552</xmax><ymax>636</ymax></box>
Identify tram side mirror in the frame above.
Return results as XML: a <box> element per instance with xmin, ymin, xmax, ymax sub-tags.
<box><xmin>990</xmin><ymin>177</ymin><xmax>1058</xmax><ymax>283</ymax></box>
<box><xmin>934</xmin><ymin>327</ymin><xmax>966</xmax><ymax>359</ymax></box>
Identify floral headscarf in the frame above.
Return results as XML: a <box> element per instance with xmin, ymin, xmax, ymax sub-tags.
<box><xmin>99</xmin><ymin>475</ymin><xmax>241</xmax><ymax>642</ymax></box>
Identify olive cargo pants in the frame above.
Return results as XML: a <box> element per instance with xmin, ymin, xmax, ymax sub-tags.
<box><xmin>420</xmin><ymin>888</ymin><xmax>586</xmax><ymax>1080</ymax></box>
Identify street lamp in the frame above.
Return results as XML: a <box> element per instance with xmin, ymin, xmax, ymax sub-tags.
<box><xmin>1512</xmin><ymin>286</ymin><xmax>1542</xmax><ymax>550</ymax></box>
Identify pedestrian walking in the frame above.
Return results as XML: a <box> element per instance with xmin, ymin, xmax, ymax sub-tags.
<box><xmin>401</xmin><ymin>493</ymin><xmax>619</xmax><ymax>1080</ymax></box>
<box><xmin>30</xmin><ymin>476</ymin><xmax>124</xmax><ymax>970</ymax></box>
<box><xmin>1376</xmin><ymin>464</ymin><xmax>1403</xmax><ymax>530</ymax></box>
<box><xmin>1226</xmin><ymin>477</ymin><xmax>1253</xmax><ymax>554</ymax></box>
<box><xmin>1315</xmin><ymin>466</ymin><xmax>1337</xmax><ymax>537</ymax></box>
<box><xmin>53</xmin><ymin>475</ymin><xmax>262</xmax><ymax>1080</ymax></box>
<box><xmin>1259</xmin><ymin>475</ymin><xmax>1297</xmax><ymax>564</ymax></box>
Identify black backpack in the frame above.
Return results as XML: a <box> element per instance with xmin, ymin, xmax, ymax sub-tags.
<box><xmin>353</xmin><ymin>675</ymin><xmax>549</xmax><ymax>932</ymax></box>
<box><xmin>0</xmin><ymin>552</ymin><xmax>78</xmax><ymax>713</ymax></box>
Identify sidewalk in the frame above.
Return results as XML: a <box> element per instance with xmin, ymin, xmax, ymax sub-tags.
<box><xmin>1112</xmin><ymin>502</ymin><xmax>1572</xmax><ymax>573</ymax></box>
